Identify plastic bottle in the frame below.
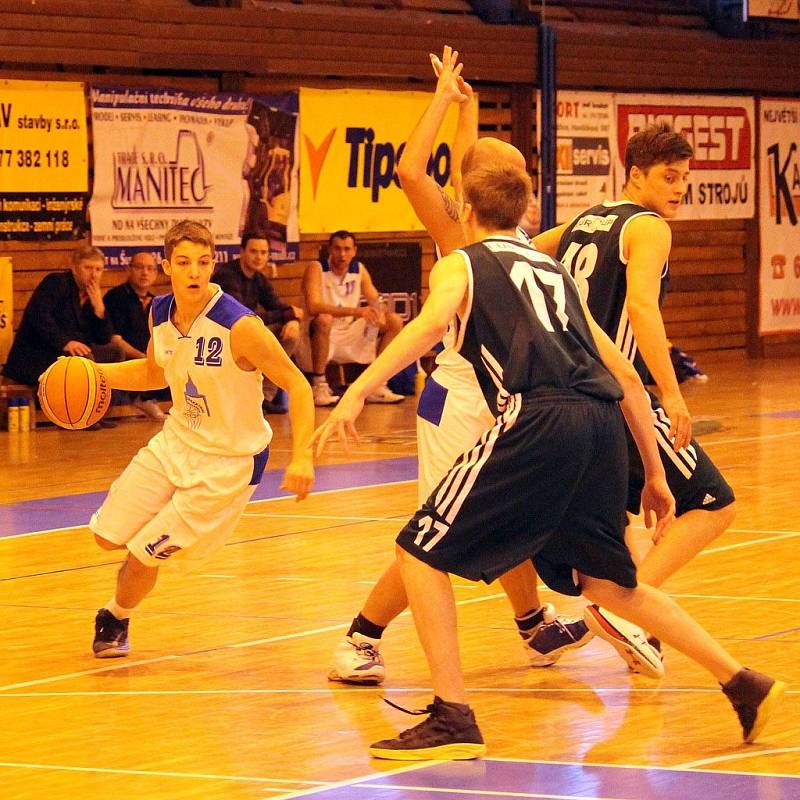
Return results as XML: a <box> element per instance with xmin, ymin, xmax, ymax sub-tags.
<box><xmin>7</xmin><ymin>397</ymin><xmax>20</xmax><ymax>432</ymax></box>
<box><xmin>18</xmin><ymin>397</ymin><xmax>31</xmax><ymax>432</ymax></box>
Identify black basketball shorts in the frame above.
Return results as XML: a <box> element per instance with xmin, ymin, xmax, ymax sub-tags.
<box><xmin>396</xmin><ymin>391</ymin><xmax>637</xmax><ymax>596</ymax></box>
<box><xmin>626</xmin><ymin>390</ymin><xmax>735</xmax><ymax>517</ymax></box>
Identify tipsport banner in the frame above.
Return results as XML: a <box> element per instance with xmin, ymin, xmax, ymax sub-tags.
<box><xmin>0</xmin><ymin>79</ymin><xmax>88</xmax><ymax>240</ymax></box>
<box><xmin>612</xmin><ymin>94</ymin><xmax>756</xmax><ymax>220</ymax></box>
<box><xmin>88</xmin><ymin>87</ymin><xmax>299</xmax><ymax>266</ymax></box>
<box><xmin>758</xmin><ymin>97</ymin><xmax>800</xmax><ymax>335</ymax></box>
<box><xmin>551</xmin><ymin>91</ymin><xmax>615</xmax><ymax>224</ymax></box>
<box><xmin>299</xmin><ymin>88</ymin><xmax>463</xmax><ymax>233</ymax></box>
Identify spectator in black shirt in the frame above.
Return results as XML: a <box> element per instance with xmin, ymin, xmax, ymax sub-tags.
<box><xmin>104</xmin><ymin>251</ymin><xmax>167</xmax><ymax>420</ymax></box>
<box><xmin>4</xmin><ymin>245</ymin><xmax>124</xmax><ymax>422</ymax></box>
<box><xmin>213</xmin><ymin>231</ymin><xmax>303</xmax><ymax>413</ymax></box>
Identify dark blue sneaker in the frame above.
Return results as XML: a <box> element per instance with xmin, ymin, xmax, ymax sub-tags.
<box><xmin>93</xmin><ymin>608</ymin><xmax>130</xmax><ymax>658</ymax></box>
<box><xmin>525</xmin><ymin>617</ymin><xmax>594</xmax><ymax>666</ymax></box>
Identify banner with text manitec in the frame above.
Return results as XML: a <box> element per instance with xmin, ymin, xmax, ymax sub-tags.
<box><xmin>88</xmin><ymin>87</ymin><xmax>299</xmax><ymax>267</ymax></box>
<box><xmin>0</xmin><ymin>80</ymin><xmax>88</xmax><ymax>240</ymax></box>
<box><xmin>299</xmin><ymin>88</ymin><xmax>463</xmax><ymax>233</ymax></box>
<box><xmin>612</xmin><ymin>94</ymin><xmax>756</xmax><ymax>220</ymax></box>
<box><xmin>758</xmin><ymin>97</ymin><xmax>800</xmax><ymax>335</ymax></box>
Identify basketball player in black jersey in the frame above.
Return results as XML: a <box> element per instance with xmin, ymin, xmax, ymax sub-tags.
<box><xmin>312</xmin><ymin>159</ymin><xmax>785</xmax><ymax>759</ymax></box>
<box><xmin>534</xmin><ymin>124</ymin><xmax>737</xmax><ymax>676</ymax></box>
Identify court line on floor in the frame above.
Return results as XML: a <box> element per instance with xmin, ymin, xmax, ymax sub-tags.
<box><xmin>675</xmin><ymin>747</ymin><xmax>800</xmax><ymax>770</ymax></box>
<box><xmin>701</xmin><ymin>430</ymin><xmax>800</xmax><ymax>447</ymax></box>
<box><xmin>0</xmin><ymin>761</ymin><xmax>325</xmax><ymax>791</ymax></box>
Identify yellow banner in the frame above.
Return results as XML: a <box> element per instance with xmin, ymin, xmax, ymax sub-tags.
<box><xmin>0</xmin><ymin>257</ymin><xmax>12</xmax><ymax>365</ymax></box>
<box><xmin>0</xmin><ymin>79</ymin><xmax>88</xmax><ymax>193</ymax></box>
<box><xmin>299</xmin><ymin>88</ymin><xmax>465</xmax><ymax>233</ymax></box>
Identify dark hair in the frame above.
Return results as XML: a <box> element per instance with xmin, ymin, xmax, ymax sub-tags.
<box><xmin>625</xmin><ymin>123</ymin><xmax>693</xmax><ymax>183</ymax></box>
<box><xmin>328</xmin><ymin>230</ymin><xmax>356</xmax><ymax>246</ymax></box>
<box><xmin>462</xmin><ymin>165</ymin><xmax>531</xmax><ymax>231</ymax></box>
<box><xmin>164</xmin><ymin>220</ymin><xmax>214</xmax><ymax>260</ymax></box>
<box><xmin>241</xmin><ymin>230</ymin><xmax>269</xmax><ymax>249</ymax></box>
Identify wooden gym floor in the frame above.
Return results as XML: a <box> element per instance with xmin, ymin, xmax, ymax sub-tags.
<box><xmin>0</xmin><ymin>353</ymin><xmax>798</xmax><ymax>799</ymax></box>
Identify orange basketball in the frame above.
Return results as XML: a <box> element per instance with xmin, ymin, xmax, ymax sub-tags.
<box><xmin>38</xmin><ymin>356</ymin><xmax>111</xmax><ymax>430</ymax></box>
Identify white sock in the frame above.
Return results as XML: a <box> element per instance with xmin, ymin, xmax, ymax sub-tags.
<box><xmin>105</xmin><ymin>598</ymin><xmax>134</xmax><ymax>620</ymax></box>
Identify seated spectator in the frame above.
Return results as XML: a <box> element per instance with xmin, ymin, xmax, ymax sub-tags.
<box><xmin>301</xmin><ymin>230</ymin><xmax>404</xmax><ymax>407</ymax></box>
<box><xmin>213</xmin><ymin>230</ymin><xmax>303</xmax><ymax>414</ymax></box>
<box><xmin>4</xmin><ymin>244</ymin><xmax>124</xmax><ymax>426</ymax></box>
<box><xmin>103</xmin><ymin>251</ymin><xmax>167</xmax><ymax>420</ymax></box>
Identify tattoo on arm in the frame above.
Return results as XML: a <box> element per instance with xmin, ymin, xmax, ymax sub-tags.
<box><xmin>438</xmin><ymin>186</ymin><xmax>461</xmax><ymax>222</ymax></box>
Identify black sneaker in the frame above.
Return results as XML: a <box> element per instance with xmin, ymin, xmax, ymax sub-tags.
<box><xmin>525</xmin><ymin>617</ymin><xmax>594</xmax><ymax>666</ymax></box>
<box><xmin>721</xmin><ymin>667</ymin><xmax>787</xmax><ymax>743</ymax></box>
<box><xmin>93</xmin><ymin>608</ymin><xmax>130</xmax><ymax>658</ymax></box>
<box><xmin>369</xmin><ymin>696</ymin><xmax>486</xmax><ymax>760</ymax></box>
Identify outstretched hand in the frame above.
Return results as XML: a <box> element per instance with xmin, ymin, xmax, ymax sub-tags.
<box><xmin>429</xmin><ymin>45</ymin><xmax>470</xmax><ymax>104</ymax></box>
<box><xmin>308</xmin><ymin>391</ymin><xmax>365</xmax><ymax>457</ymax></box>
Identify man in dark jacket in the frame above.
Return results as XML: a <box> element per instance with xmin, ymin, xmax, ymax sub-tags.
<box><xmin>4</xmin><ymin>245</ymin><xmax>124</xmax><ymax>388</ymax></box>
<box><xmin>213</xmin><ymin>230</ymin><xmax>302</xmax><ymax>413</ymax></box>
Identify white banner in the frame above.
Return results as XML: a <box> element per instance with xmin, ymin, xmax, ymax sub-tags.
<box><xmin>88</xmin><ymin>87</ymin><xmax>299</xmax><ymax>265</ymax></box>
<box><xmin>613</xmin><ymin>94</ymin><xmax>755</xmax><ymax>220</ymax></box>
<box><xmin>758</xmin><ymin>97</ymin><xmax>800</xmax><ymax>335</ymax></box>
<box><xmin>554</xmin><ymin>91</ymin><xmax>615</xmax><ymax>224</ymax></box>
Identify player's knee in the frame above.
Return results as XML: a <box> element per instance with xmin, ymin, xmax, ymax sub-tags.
<box><xmin>311</xmin><ymin>314</ymin><xmax>332</xmax><ymax>336</ymax></box>
<box><xmin>94</xmin><ymin>533</ymin><xmax>122</xmax><ymax>551</ymax></box>
<box><xmin>282</xmin><ymin>320</ymin><xmax>300</xmax><ymax>346</ymax></box>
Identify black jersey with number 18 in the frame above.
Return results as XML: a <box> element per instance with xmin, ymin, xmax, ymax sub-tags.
<box><xmin>455</xmin><ymin>235</ymin><xmax>622</xmax><ymax>413</ymax></box>
<box><xmin>555</xmin><ymin>201</ymin><xmax>667</xmax><ymax>383</ymax></box>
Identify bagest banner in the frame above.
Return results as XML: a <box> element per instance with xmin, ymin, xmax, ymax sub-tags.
<box><xmin>758</xmin><ymin>97</ymin><xmax>800</xmax><ymax>335</ymax></box>
<box><xmin>299</xmin><ymin>87</ymin><xmax>463</xmax><ymax>233</ymax></box>
<box><xmin>612</xmin><ymin>94</ymin><xmax>756</xmax><ymax>220</ymax></box>
<box><xmin>0</xmin><ymin>79</ymin><xmax>88</xmax><ymax>241</ymax></box>
<box><xmin>88</xmin><ymin>87</ymin><xmax>299</xmax><ymax>267</ymax></box>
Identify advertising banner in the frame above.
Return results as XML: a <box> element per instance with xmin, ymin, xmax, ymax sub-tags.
<box><xmin>758</xmin><ymin>97</ymin><xmax>800</xmax><ymax>335</ymax></box>
<box><xmin>613</xmin><ymin>94</ymin><xmax>756</xmax><ymax>220</ymax></box>
<box><xmin>746</xmin><ymin>1</ymin><xmax>799</xmax><ymax>20</ymax></box>
<box><xmin>0</xmin><ymin>79</ymin><xmax>88</xmax><ymax>240</ymax></box>
<box><xmin>0</xmin><ymin>256</ymin><xmax>11</xmax><ymax>365</ymax></box>
<box><xmin>554</xmin><ymin>91</ymin><xmax>615</xmax><ymax>224</ymax></box>
<box><xmin>299</xmin><ymin>88</ymin><xmax>463</xmax><ymax>233</ymax></box>
<box><xmin>88</xmin><ymin>87</ymin><xmax>298</xmax><ymax>266</ymax></box>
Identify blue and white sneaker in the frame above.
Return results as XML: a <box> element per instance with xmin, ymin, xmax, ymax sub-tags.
<box><xmin>524</xmin><ymin>617</ymin><xmax>594</xmax><ymax>666</ymax></box>
<box><xmin>328</xmin><ymin>632</ymin><xmax>385</xmax><ymax>684</ymax></box>
<box><xmin>93</xmin><ymin>608</ymin><xmax>130</xmax><ymax>658</ymax></box>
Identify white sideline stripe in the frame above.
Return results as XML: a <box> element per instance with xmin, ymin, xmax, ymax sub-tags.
<box><xmin>0</xmin><ymin>761</ymin><xmax>324</xmax><ymax>787</ymax></box>
<box><xmin>675</xmin><ymin>747</ymin><xmax>800</xmax><ymax>769</ymax></box>
<box><xmin>702</xmin><ymin>430</ymin><xmax>800</xmax><ymax>446</ymax></box>
<box><xmin>698</xmin><ymin>532</ymin><xmax>799</xmax><ymax>555</ymax></box>
<box><xmin>7</xmin><ymin>687</ymin><xmax>797</xmax><ymax>698</ymax></box>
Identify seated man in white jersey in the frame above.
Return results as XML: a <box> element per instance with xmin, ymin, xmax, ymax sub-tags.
<box><xmin>533</xmin><ymin>124</ymin><xmax>736</xmax><ymax>677</ymax></box>
<box><xmin>301</xmin><ymin>229</ymin><xmax>404</xmax><ymax>406</ymax></box>
<box><xmin>312</xmin><ymin>160</ymin><xmax>785</xmax><ymax>759</ymax></box>
<box><xmin>324</xmin><ymin>48</ymin><xmax>590</xmax><ymax>687</ymax></box>
<box><xmin>78</xmin><ymin>220</ymin><xmax>315</xmax><ymax>658</ymax></box>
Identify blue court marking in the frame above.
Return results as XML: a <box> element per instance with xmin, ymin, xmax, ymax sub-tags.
<box><xmin>290</xmin><ymin>759</ymin><xmax>800</xmax><ymax>800</ymax></box>
<box><xmin>753</xmin><ymin>410</ymin><xmax>800</xmax><ymax>419</ymax></box>
<box><xmin>0</xmin><ymin>456</ymin><xmax>417</xmax><ymax>540</ymax></box>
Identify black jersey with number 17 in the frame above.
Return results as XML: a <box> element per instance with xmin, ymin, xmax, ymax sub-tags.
<box><xmin>555</xmin><ymin>201</ymin><xmax>667</xmax><ymax>383</ymax></box>
<box><xmin>456</xmin><ymin>236</ymin><xmax>622</xmax><ymax>413</ymax></box>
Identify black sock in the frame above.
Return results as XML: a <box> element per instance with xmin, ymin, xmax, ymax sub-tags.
<box><xmin>514</xmin><ymin>605</ymin><xmax>547</xmax><ymax>636</ymax></box>
<box><xmin>347</xmin><ymin>613</ymin><xmax>385</xmax><ymax>640</ymax></box>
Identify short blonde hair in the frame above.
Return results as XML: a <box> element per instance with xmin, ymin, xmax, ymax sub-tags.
<box><xmin>462</xmin><ymin>165</ymin><xmax>531</xmax><ymax>231</ymax></box>
<box><xmin>71</xmin><ymin>245</ymin><xmax>105</xmax><ymax>265</ymax></box>
<box><xmin>164</xmin><ymin>220</ymin><xmax>214</xmax><ymax>260</ymax></box>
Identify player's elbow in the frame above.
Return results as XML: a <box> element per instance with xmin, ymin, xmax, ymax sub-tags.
<box><xmin>396</xmin><ymin>158</ymin><xmax>423</xmax><ymax>188</ymax></box>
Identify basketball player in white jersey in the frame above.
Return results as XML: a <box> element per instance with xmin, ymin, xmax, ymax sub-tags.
<box><xmin>326</xmin><ymin>47</ymin><xmax>590</xmax><ymax>686</ymax></box>
<box><xmin>313</xmin><ymin>160</ymin><xmax>785</xmax><ymax>759</ymax></box>
<box><xmin>533</xmin><ymin>124</ymin><xmax>736</xmax><ymax>676</ymax></box>
<box><xmin>84</xmin><ymin>220</ymin><xmax>315</xmax><ymax>658</ymax></box>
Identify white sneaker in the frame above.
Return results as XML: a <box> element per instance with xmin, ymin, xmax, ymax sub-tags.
<box><xmin>133</xmin><ymin>397</ymin><xmax>166</xmax><ymax>421</ymax></box>
<box><xmin>328</xmin><ymin>632</ymin><xmax>385</xmax><ymax>684</ymax></box>
<box><xmin>312</xmin><ymin>380</ymin><xmax>339</xmax><ymax>407</ymax></box>
<box><xmin>583</xmin><ymin>604</ymin><xmax>665</xmax><ymax>678</ymax></box>
<box><xmin>366</xmin><ymin>384</ymin><xmax>404</xmax><ymax>404</ymax></box>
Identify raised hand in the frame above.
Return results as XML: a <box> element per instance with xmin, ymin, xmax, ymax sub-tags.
<box><xmin>429</xmin><ymin>45</ymin><xmax>469</xmax><ymax>104</ymax></box>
